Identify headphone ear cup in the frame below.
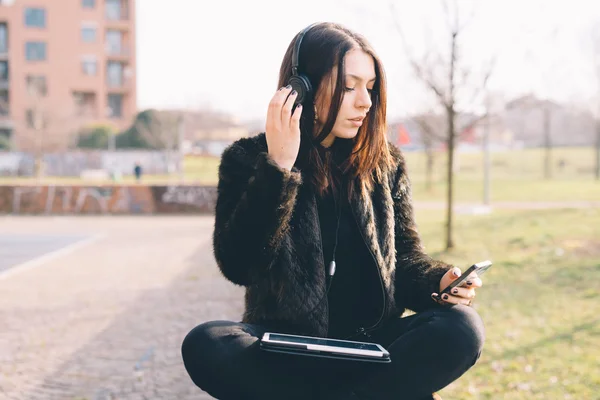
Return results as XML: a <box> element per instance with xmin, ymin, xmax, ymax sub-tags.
<box><xmin>288</xmin><ymin>74</ymin><xmax>313</xmax><ymax>106</ymax></box>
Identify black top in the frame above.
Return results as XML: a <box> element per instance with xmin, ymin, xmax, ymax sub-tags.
<box><xmin>316</xmin><ymin>166</ymin><xmax>383</xmax><ymax>339</ymax></box>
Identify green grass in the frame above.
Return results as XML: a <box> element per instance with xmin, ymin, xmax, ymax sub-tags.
<box><xmin>405</xmin><ymin>147</ymin><xmax>600</xmax><ymax>203</ymax></box>
<box><xmin>413</xmin><ymin>207</ymin><xmax>600</xmax><ymax>399</ymax></box>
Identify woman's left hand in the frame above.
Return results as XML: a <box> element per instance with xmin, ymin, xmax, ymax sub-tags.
<box><xmin>431</xmin><ymin>267</ymin><xmax>483</xmax><ymax>306</ymax></box>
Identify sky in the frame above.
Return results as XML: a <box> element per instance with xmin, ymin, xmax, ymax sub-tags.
<box><xmin>136</xmin><ymin>0</ymin><xmax>600</xmax><ymax>123</ymax></box>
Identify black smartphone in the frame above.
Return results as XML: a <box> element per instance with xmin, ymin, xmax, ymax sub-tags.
<box><xmin>440</xmin><ymin>260</ymin><xmax>492</xmax><ymax>296</ymax></box>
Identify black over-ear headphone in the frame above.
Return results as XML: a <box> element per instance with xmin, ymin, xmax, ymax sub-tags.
<box><xmin>287</xmin><ymin>22</ymin><xmax>320</xmax><ymax>106</ymax></box>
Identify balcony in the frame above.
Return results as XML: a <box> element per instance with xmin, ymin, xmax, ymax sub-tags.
<box><xmin>105</xmin><ymin>44</ymin><xmax>131</xmax><ymax>61</ymax></box>
<box><xmin>106</xmin><ymin>77</ymin><xmax>133</xmax><ymax>94</ymax></box>
<box><xmin>105</xmin><ymin>0</ymin><xmax>130</xmax><ymax>30</ymax></box>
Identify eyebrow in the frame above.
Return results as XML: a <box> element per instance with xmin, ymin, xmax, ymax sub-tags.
<box><xmin>346</xmin><ymin>74</ymin><xmax>376</xmax><ymax>83</ymax></box>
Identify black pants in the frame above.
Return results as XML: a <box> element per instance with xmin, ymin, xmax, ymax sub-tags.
<box><xmin>181</xmin><ymin>305</ymin><xmax>485</xmax><ymax>400</ymax></box>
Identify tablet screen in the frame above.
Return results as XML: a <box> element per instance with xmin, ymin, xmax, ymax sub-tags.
<box><xmin>269</xmin><ymin>334</ymin><xmax>381</xmax><ymax>352</ymax></box>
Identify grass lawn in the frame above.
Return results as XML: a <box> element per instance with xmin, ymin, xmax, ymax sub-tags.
<box><xmin>405</xmin><ymin>147</ymin><xmax>600</xmax><ymax>203</ymax></box>
<box><xmin>413</xmin><ymin>207</ymin><xmax>600</xmax><ymax>399</ymax></box>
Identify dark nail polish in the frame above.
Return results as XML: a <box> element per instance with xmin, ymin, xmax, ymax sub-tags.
<box><xmin>291</xmin><ymin>90</ymin><xmax>297</xmax><ymax>95</ymax></box>
<box><xmin>452</xmin><ymin>288</ymin><xmax>458</xmax><ymax>294</ymax></box>
<box><xmin>467</xmin><ymin>281</ymin><xmax>472</xmax><ymax>286</ymax></box>
<box><xmin>286</xmin><ymin>84</ymin><xmax>292</xmax><ymax>89</ymax></box>
<box><xmin>443</xmin><ymin>294</ymin><xmax>449</xmax><ymax>300</ymax></box>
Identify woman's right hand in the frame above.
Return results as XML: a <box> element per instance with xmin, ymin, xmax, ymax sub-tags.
<box><xmin>266</xmin><ymin>85</ymin><xmax>303</xmax><ymax>171</ymax></box>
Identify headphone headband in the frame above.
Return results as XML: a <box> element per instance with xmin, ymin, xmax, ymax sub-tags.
<box><xmin>291</xmin><ymin>22</ymin><xmax>320</xmax><ymax>76</ymax></box>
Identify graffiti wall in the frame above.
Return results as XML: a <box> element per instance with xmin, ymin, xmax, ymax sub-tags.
<box><xmin>0</xmin><ymin>185</ymin><xmax>218</xmax><ymax>215</ymax></box>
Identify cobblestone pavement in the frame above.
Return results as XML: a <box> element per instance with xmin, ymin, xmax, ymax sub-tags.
<box><xmin>0</xmin><ymin>216</ymin><xmax>243</xmax><ymax>400</ymax></box>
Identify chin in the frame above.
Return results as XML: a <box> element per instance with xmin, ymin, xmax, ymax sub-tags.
<box><xmin>334</xmin><ymin>129</ymin><xmax>360</xmax><ymax>140</ymax></box>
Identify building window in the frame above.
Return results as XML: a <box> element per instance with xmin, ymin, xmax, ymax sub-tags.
<box><xmin>0</xmin><ymin>23</ymin><xmax>7</xmax><ymax>54</ymax></box>
<box><xmin>24</xmin><ymin>8</ymin><xmax>46</xmax><ymax>28</ymax></box>
<box><xmin>73</xmin><ymin>91</ymin><xmax>97</xmax><ymax>117</ymax></box>
<box><xmin>0</xmin><ymin>61</ymin><xmax>8</xmax><ymax>81</ymax></box>
<box><xmin>107</xmin><ymin>94</ymin><xmax>123</xmax><ymax>118</ymax></box>
<box><xmin>25</xmin><ymin>109</ymin><xmax>47</xmax><ymax>129</ymax></box>
<box><xmin>107</xmin><ymin>61</ymin><xmax>123</xmax><ymax>87</ymax></box>
<box><xmin>81</xmin><ymin>26</ymin><xmax>97</xmax><ymax>43</ymax></box>
<box><xmin>106</xmin><ymin>0</ymin><xmax>125</xmax><ymax>20</ymax></box>
<box><xmin>0</xmin><ymin>90</ymin><xmax>9</xmax><ymax>116</ymax></box>
<box><xmin>82</xmin><ymin>0</ymin><xmax>95</xmax><ymax>8</ymax></box>
<box><xmin>81</xmin><ymin>56</ymin><xmax>98</xmax><ymax>76</ymax></box>
<box><xmin>26</xmin><ymin>75</ymin><xmax>47</xmax><ymax>97</ymax></box>
<box><xmin>106</xmin><ymin>30</ymin><xmax>123</xmax><ymax>55</ymax></box>
<box><xmin>25</xmin><ymin>109</ymin><xmax>36</xmax><ymax>128</ymax></box>
<box><xmin>25</xmin><ymin>42</ymin><xmax>47</xmax><ymax>61</ymax></box>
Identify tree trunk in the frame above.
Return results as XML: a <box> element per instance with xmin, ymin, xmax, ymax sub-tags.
<box><xmin>445</xmin><ymin>31</ymin><xmax>458</xmax><ymax>251</ymax></box>
<box><xmin>425</xmin><ymin>148</ymin><xmax>434</xmax><ymax>192</ymax></box>
<box><xmin>595</xmin><ymin>119</ymin><xmax>600</xmax><ymax>180</ymax></box>
<box><xmin>446</xmin><ymin>105</ymin><xmax>455</xmax><ymax>250</ymax></box>
<box><xmin>483</xmin><ymin>109</ymin><xmax>491</xmax><ymax>205</ymax></box>
<box><xmin>543</xmin><ymin>106</ymin><xmax>552</xmax><ymax>180</ymax></box>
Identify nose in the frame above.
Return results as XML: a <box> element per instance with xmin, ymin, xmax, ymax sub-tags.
<box><xmin>355</xmin><ymin>87</ymin><xmax>372</xmax><ymax>110</ymax></box>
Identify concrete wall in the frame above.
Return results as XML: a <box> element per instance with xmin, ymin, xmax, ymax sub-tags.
<box><xmin>0</xmin><ymin>185</ymin><xmax>217</xmax><ymax>214</ymax></box>
<box><xmin>0</xmin><ymin>151</ymin><xmax>179</xmax><ymax>176</ymax></box>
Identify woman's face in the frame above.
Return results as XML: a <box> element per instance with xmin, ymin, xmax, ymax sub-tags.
<box><xmin>315</xmin><ymin>48</ymin><xmax>376</xmax><ymax>148</ymax></box>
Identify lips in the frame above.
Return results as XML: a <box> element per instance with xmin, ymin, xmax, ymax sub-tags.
<box><xmin>349</xmin><ymin>116</ymin><xmax>365</xmax><ymax>122</ymax></box>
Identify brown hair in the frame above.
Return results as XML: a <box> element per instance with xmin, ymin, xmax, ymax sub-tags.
<box><xmin>277</xmin><ymin>22</ymin><xmax>393</xmax><ymax>197</ymax></box>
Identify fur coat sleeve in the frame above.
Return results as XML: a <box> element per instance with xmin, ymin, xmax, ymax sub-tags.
<box><xmin>212</xmin><ymin>138</ymin><xmax>302</xmax><ymax>286</ymax></box>
<box><xmin>390</xmin><ymin>145</ymin><xmax>454</xmax><ymax>312</ymax></box>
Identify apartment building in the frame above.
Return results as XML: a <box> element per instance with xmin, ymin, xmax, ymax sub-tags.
<box><xmin>0</xmin><ymin>0</ymin><xmax>136</xmax><ymax>151</ymax></box>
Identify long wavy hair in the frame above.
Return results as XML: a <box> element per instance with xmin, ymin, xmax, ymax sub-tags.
<box><xmin>277</xmin><ymin>22</ymin><xmax>393</xmax><ymax>197</ymax></box>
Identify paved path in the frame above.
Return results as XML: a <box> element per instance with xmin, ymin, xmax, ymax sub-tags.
<box><xmin>0</xmin><ymin>216</ymin><xmax>243</xmax><ymax>400</ymax></box>
<box><xmin>414</xmin><ymin>201</ymin><xmax>600</xmax><ymax>211</ymax></box>
<box><xmin>414</xmin><ymin>201</ymin><xmax>600</xmax><ymax>210</ymax></box>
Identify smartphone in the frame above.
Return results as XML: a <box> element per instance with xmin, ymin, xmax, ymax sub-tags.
<box><xmin>440</xmin><ymin>260</ymin><xmax>492</xmax><ymax>296</ymax></box>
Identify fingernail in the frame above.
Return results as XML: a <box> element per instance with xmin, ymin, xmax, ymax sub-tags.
<box><xmin>467</xmin><ymin>281</ymin><xmax>472</xmax><ymax>286</ymax></box>
<box><xmin>286</xmin><ymin>84</ymin><xmax>292</xmax><ymax>89</ymax></box>
<box><xmin>453</xmin><ymin>269</ymin><xmax>461</xmax><ymax>277</ymax></box>
<box><xmin>297</xmin><ymin>104</ymin><xmax>302</xmax><ymax>109</ymax></box>
<box><xmin>279</xmin><ymin>86</ymin><xmax>284</xmax><ymax>91</ymax></box>
<box><xmin>452</xmin><ymin>288</ymin><xmax>458</xmax><ymax>294</ymax></box>
<box><xmin>443</xmin><ymin>294</ymin><xmax>449</xmax><ymax>300</ymax></box>
<box><xmin>291</xmin><ymin>90</ymin><xmax>297</xmax><ymax>95</ymax></box>
<box><xmin>431</xmin><ymin>293</ymin><xmax>439</xmax><ymax>300</ymax></box>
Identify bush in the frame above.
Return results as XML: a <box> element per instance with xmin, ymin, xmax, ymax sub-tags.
<box><xmin>77</xmin><ymin>125</ymin><xmax>113</xmax><ymax>149</ymax></box>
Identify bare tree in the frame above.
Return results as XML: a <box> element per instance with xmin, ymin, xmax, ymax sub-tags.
<box><xmin>22</xmin><ymin>78</ymin><xmax>78</xmax><ymax>178</ymax></box>
<box><xmin>391</xmin><ymin>0</ymin><xmax>495</xmax><ymax>250</ymax></box>
<box><xmin>411</xmin><ymin>112</ymin><xmax>445</xmax><ymax>192</ymax></box>
<box><xmin>135</xmin><ymin>110</ymin><xmax>184</xmax><ymax>175</ymax></box>
<box><xmin>592</xmin><ymin>24</ymin><xmax>600</xmax><ymax>180</ymax></box>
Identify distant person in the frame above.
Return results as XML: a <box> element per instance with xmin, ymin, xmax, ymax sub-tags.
<box><xmin>181</xmin><ymin>22</ymin><xmax>485</xmax><ymax>400</ymax></box>
<box><xmin>133</xmin><ymin>162</ymin><xmax>142</xmax><ymax>182</ymax></box>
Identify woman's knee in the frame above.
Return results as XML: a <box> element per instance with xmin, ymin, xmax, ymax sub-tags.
<box><xmin>181</xmin><ymin>320</ymin><xmax>233</xmax><ymax>388</ymax></box>
<box><xmin>437</xmin><ymin>305</ymin><xmax>485</xmax><ymax>365</ymax></box>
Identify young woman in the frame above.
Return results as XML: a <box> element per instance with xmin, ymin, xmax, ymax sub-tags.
<box><xmin>182</xmin><ymin>22</ymin><xmax>485</xmax><ymax>400</ymax></box>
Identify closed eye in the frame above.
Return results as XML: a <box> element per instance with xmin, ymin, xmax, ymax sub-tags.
<box><xmin>345</xmin><ymin>87</ymin><xmax>375</xmax><ymax>94</ymax></box>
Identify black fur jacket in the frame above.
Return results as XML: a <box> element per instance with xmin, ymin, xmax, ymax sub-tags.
<box><xmin>213</xmin><ymin>133</ymin><xmax>453</xmax><ymax>337</ymax></box>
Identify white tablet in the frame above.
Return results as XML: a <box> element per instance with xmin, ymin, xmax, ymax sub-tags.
<box><xmin>260</xmin><ymin>332</ymin><xmax>391</xmax><ymax>363</ymax></box>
